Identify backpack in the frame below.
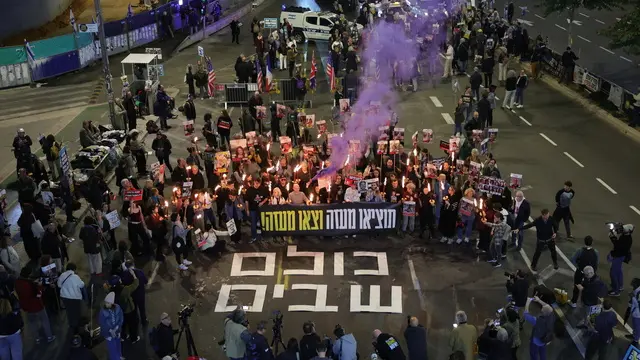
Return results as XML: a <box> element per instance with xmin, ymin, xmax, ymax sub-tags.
<box><xmin>149</xmin><ymin>326</ymin><xmax>160</xmax><ymax>352</ymax></box>
<box><xmin>296</xmin><ymin>78</ymin><xmax>305</xmax><ymax>90</ymax></box>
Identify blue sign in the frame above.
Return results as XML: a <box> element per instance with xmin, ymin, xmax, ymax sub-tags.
<box><xmin>264</xmin><ymin>17</ymin><xmax>278</xmax><ymax>29</ymax></box>
<box><xmin>623</xmin><ymin>344</ymin><xmax>640</xmax><ymax>360</ymax></box>
<box><xmin>59</xmin><ymin>146</ymin><xmax>74</xmax><ymax>192</ymax></box>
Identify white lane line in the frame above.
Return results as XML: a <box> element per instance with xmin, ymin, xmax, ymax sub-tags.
<box><xmin>620</xmin><ymin>56</ymin><xmax>633</xmax><ymax>63</ymax></box>
<box><xmin>429</xmin><ymin>96</ymin><xmax>443</xmax><ymax>108</ymax></box>
<box><xmin>579</xmin><ymin>12</ymin><xmax>589</xmax><ymax>18</ymax></box>
<box><xmin>563</xmin><ymin>152</ymin><xmax>585</xmax><ymax>168</ymax></box>
<box><xmin>595</xmin><ymin>19</ymin><xmax>605</xmax><ymax>24</ymax></box>
<box><xmin>616</xmin><ymin>17</ymin><xmax>621</xmax><ymax>21</ymax></box>
<box><xmin>555</xmin><ymin>24</ymin><xmax>567</xmax><ymax>31</ymax></box>
<box><xmin>534</xmin><ymin>14</ymin><xmax>545</xmax><ymax>20</ymax></box>
<box><xmin>577</xmin><ymin>35</ymin><xmax>591</xmax><ymax>43</ymax></box>
<box><xmin>599</xmin><ymin>46</ymin><xmax>615</xmax><ymax>55</ymax></box>
<box><xmin>539</xmin><ymin>133</ymin><xmax>558</xmax><ymax>146</ymax></box>
<box><xmin>407</xmin><ymin>259</ymin><xmax>427</xmax><ymax>310</ymax></box>
<box><xmin>519</xmin><ymin>116</ymin><xmax>532</xmax><ymax>126</ymax></box>
<box><xmin>146</xmin><ymin>261</ymin><xmax>161</xmax><ymax>289</ymax></box>
<box><xmin>630</xmin><ymin>206</ymin><xmax>640</xmax><ymax>216</ymax></box>
<box><xmin>596</xmin><ymin>178</ymin><xmax>618</xmax><ymax>194</ymax></box>
<box><xmin>441</xmin><ymin>113</ymin><xmax>454</xmax><ymax>124</ymax></box>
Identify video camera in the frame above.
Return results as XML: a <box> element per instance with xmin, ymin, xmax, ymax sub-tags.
<box><xmin>178</xmin><ymin>303</ymin><xmax>195</xmax><ymax>320</ymax></box>
<box><xmin>606</xmin><ymin>222</ymin><xmax>635</xmax><ymax>238</ymax></box>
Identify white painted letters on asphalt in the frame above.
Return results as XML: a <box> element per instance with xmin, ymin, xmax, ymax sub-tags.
<box><xmin>539</xmin><ymin>133</ymin><xmax>558</xmax><ymax>146</ymax></box>
<box><xmin>430</xmin><ymin>96</ymin><xmax>443</xmax><ymax>107</ymax></box>
<box><xmin>596</xmin><ymin>178</ymin><xmax>618</xmax><ymax>194</ymax></box>
<box><xmin>441</xmin><ymin>113</ymin><xmax>454</xmax><ymax>124</ymax></box>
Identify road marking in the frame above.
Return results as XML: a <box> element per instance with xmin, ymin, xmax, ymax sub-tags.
<box><xmin>555</xmin><ymin>24</ymin><xmax>567</xmax><ymax>31</ymax></box>
<box><xmin>599</xmin><ymin>46</ymin><xmax>615</xmax><ymax>55</ymax></box>
<box><xmin>519</xmin><ymin>116</ymin><xmax>532</xmax><ymax>126</ymax></box>
<box><xmin>579</xmin><ymin>12</ymin><xmax>589</xmax><ymax>18</ymax></box>
<box><xmin>595</xmin><ymin>19</ymin><xmax>605</xmax><ymax>24</ymax></box>
<box><xmin>517</xmin><ymin>247</ymin><xmax>586</xmax><ymax>357</ymax></box>
<box><xmin>146</xmin><ymin>261</ymin><xmax>161</xmax><ymax>289</ymax></box>
<box><xmin>596</xmin><ymin>178</ymin><xmax>618</xmax><ymax>194</ymax></box>
<box><xmin>534</xmin><ymin>14</ymin><xmax>545</xmax><ymax>20</ymax></box>
<box><xmin>620</xmin><ymin>56</ymin><xmax>633</xmax><ymax>63</ymax></box>
<box><xmin>563</xmin><ymin>152</ymin><xmax>585</xmax><ymax>168</ymax></box>
<box><xmin>273</xmin><ymin>284</ymin><xmax>284</xmax><ymax>298</ymax></box>
<box><xmin>408</xmin><ymin>259</ymin><xmax>427</xmax><ymax>310</ymax></box>
<box><xmin>429</xmin><ymin>96</ymin><xmax>443</xmax><ymax>107</ymax></box>
<box><xmin>630</xmin><ymin>206</ymin><xmax>640</xmax><ymax>216</ymax></box>
<box><xmin>577</xmin><ymin>35</ymin><xmax>591</xmax><ymax>43</ymax></box>
<box><xmin>441</xmin><ymin>113</ymin><xmax>454</xmax><ymax>124</ymax></box>
<box><xmin>334</xmin><ymin>252</ymin><xmax>344</xmax><ymax>276</ymax></box>
<box><xmin>539</xmin><ymin>133</ymin><xmax>557</xmax><ymax>146</ymax></box>
<box><xmin>616</xmin><ymin>17</ymin><xmax>621</xmax><ymax>21</ymax></box>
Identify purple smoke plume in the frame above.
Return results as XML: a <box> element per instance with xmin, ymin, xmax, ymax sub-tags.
<box><xmin>316</xmin><ymin>21</ymin><xmax>420</xmax><ymax>178</ymax></box>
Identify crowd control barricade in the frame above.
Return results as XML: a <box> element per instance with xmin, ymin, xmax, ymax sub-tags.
<box><xmin>223</xmin><ymin>83</ymin><xmax>258</xmax><ymax>108</ymax></box>
<box><xmin>274</xmin><ymin>79</ymin><xmax>313</xmax><ymax>108</ymax></box>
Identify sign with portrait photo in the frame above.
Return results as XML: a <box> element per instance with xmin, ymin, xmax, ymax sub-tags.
<box><xmin>393</xmin><ymin>127</ymin><xmax>405</xmax><ymax>141</ymax></box>
<box><xmin>280</xmin><ymin>136</ymin><xmax>292</xmax><ymax>154</ymax></box>
<box><xmin>215</xmin><ymin>151</ymin><xmax>231</xmax><ymax>174</ymax></box>
<box><xmin>389</xmin><ymin>140</ymin><xmax>402</xmax><ymax>155</ymax></box>
<box><xmin>402</xmin><ymin>201</ymin><xmax>416</xmax><ymax>216</ymax></box>
<box><xmin>256</xmin><ymin>105</ymin><xmax>267</xmax><ymax>120</ymax></box>
<box><xmin>379</xmin><ymin>126</ymin><xmax>390</xmax><ymax>141</ymax></box>
<box><xmin>339</xmin><ymin>98</ymin><xmax>351</xmax><ymax>114</ymax></box>
<box><xmin>376</xmin><ymin>141</ymin><xmax>388</xmax><ymax>155</ymax></box>
<box><xmin>422</xmin><ymin>129</ymin><xmax>433</xmax><ymax>143</ymax></box>
<box><xmin>316</xmin><ymin>120</ymin><xmax>327</xmax><ymax>134</ymax></box>
<box><xmin>299</xmin><ymin>113</ymin><xmax>315</xmax><ymax>128</ymax></box>
<box><xmin>230</xmin><ymin>139</ymin><xmax>248</xmax><ymax>162</ymax></box>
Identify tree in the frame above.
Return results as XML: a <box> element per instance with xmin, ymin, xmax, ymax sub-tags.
<box><xmin>537</xmin><ymin>0</ymin><xmax>623</xmax><ymax>46</ymax></box>
<box><xmin>601</xmin><ymin>8</ymin><xmax>640</xmax><ymax>54</ymax></box>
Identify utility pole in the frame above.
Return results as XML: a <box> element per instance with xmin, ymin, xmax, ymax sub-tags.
<box><xmin>95</xmin><ymin>0</ymin><xmax>117</xmax><ymax>129</ymax></box>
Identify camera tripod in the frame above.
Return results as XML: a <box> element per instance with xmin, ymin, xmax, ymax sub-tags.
<box><xmin>271</xmin><ymin>325</ymin><xmax>287</xmax><ymax>355</ymax></box>
<box><xmin>175</xmin><ymin>316</ymin><xmax>198</xmax><ymax>357</ymax></box>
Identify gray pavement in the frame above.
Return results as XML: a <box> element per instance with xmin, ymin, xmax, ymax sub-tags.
<box><xmin>495</xmin><ymin>0</ymin><xmax>640</xmax><ymax>91</ymax></box>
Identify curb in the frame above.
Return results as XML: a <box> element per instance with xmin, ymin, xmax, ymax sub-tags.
<box><xmin>520</xmin><ymin>62</ymin><xmax>640</xmax><ymax>145</ymax></box>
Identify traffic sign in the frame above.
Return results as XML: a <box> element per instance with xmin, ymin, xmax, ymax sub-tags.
<box><xmin>78</xmin><ymin>23</ymin><xmax>98</xmax><ymax>33</ymax></box>
<box><xmin>263</xmin><ymin>17</ymin><xmax>278</xmax><ymax>29</ymax></box>
<box><xmin>197</xmin><ymin>46</ymin><xmax>204</xmax><ymax>57</ymax></box>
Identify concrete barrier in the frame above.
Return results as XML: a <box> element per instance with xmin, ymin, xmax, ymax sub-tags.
<box><xmin>174</xmin><ymin>0</ymin><xmax>266</xmax><ymax>54</ymax></box>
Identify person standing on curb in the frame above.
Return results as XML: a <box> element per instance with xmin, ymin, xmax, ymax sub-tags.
<box><xmin>513</xmin><ymin>69</ymin><xmax>528</xmax><ymax>109</ymax></box>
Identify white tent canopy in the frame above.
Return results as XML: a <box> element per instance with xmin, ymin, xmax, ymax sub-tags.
<box><xmin>121</xmin><ymin>53</ymin><xmax>157</xmax><ymax>65</ymax></box>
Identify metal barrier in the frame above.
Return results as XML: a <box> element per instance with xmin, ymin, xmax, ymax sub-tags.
<box><xmin>222</xmin><ymin>83</ymin><xmax>259</xmax><ymax>108</ymax></box>
<box><xmin>0</xmin><ymin>0</ymin><xmax>239</xmax><ymax>90</ymax></box>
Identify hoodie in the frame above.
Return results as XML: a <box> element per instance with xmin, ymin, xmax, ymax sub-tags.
<box><xmin>332</xmin><ymin>333</ymin><xmax>358</xmax><ymax>360</ymax></box>
<box><xmin>57</xmin><ymin>270</ymin><xmax>85</xmax><ymax>300</ymax></box>
<box><xmin>99</xmin><ymin>305</ymin><xmax>124</xmax><ymax>339</ymax></box>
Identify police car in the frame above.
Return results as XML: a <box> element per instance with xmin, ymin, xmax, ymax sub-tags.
<box><xmin>280</xmin><ymin>6</ymin><xmax>362</xmax><ymax>42</ymax></box>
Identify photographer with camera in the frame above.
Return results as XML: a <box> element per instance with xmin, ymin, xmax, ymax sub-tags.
<box><xmin>248</xmin><ymin>320</ymin><xmax>275</xmax><ymax>360</ymax></box>
<box><xmin>223</xmin><ymin>307</ymin><xmax>253</xmax><ymax>360</ymax></box>
<box><xmin>373</xmin><ymin>328</ymin><xmax>406</xmax><ymax>360</ymax></box>
<box><xmin>523</xmin><ymin>296</ymin><xmax>554</xmax><ymax>360</ymax></box>
<box><xmin>476</xmin><ymin>319</ymin><xmax>510</xmax><ymax>360</ymax></box>
<box><xmin>14</xmin><ymin>266</ymin><xmax>56</xmax><ymax>344</ymax></box>
<box><xmin>449</xmin><ymin>311</ymin><xmax>476</xmax><ymax>360</ymax></box>
<box><xmin>606</xmin><ymin>223</ymin><xmax>633</xmax><ymax>297</ymax></box>
<box><xmin>300</xmin><ymin>321</ymin><xmax>322</xmax><ymax>360</ymax></box>
<box><xmin>150</xmin><ymin>312</ymin><xmax>179</xmax><ymax>359</ymax></box>
<box><xmin>403</xmin><ymin>317</ymin><xmax>427</xmax><ymax>360</ymax></box>
<box><xmin>569</xmin><ymin>236</ymin><xmax>599</xmax><ymax>307</ymax></box>
<box><xmin>332</xmin><ymin>325</ymin><xmax>358</xmax><ymax>360</ymax></box>
<box><xmin>505</xmin><ymin>270</ymin><xmax>529</xmax><ymax>317</ymax></box>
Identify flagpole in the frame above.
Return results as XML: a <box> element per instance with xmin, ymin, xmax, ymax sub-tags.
<box><xmin>70</xmin><ymin>10</ymin><xmax>80</xmax><ymax>58</ymax></box>
<box><xmin>95</xmin><ymin>0</ymin><xmax>118</xmax><ymax>129</ymax></box>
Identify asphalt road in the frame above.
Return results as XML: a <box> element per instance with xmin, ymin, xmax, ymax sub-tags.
<box><xmin>494</xmin><ymin>0</ymin><xmax>640</xmax><ymax>91</ymax></box>
<box><xmin>9</xmin><ymin>0</ymin><xmax>640</xmax><ymax>358</ymax></box>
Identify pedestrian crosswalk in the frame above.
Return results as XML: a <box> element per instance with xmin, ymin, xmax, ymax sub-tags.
<box><xmin>0</xmin><ymin>83</ymin><xmax>95</xmax><ymax>121</ymax></box>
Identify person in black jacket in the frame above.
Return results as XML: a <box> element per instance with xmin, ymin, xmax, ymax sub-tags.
<box><xmin>569</xmin><ymin>236</ymin><xmax>599</xmax><ymax>306</ymax></box>
<box><xmin>477</xmin><ymin>91</ymin><xmax>491</xmax><ymax>130</ymax></box>
<box><xmin>185</xmin><ymin>65</ymin><xmax>196</xmax><ymax>98</ymax></box>
<box><xmin>477</xmin><ymin>325</ymin><xmax>511</xmax><ymax>360</ymax></box>
<box><xmin>171</xmin><ymin>159</ymin><xmax>189</xmax><ymax>185</ymax></box>
<box><xmin>123</xmin><ymin>91</ymin><xmax>138</xmax><ymax>132</ymax></box>
<box><xmin>0</xmin><ymin>266</ymin><xmax>23</xmax><ymax>360</ymax></box>
<box><xmin>79</xmin><ymin>216</ymin><xmax>102</xmax><ymax>276</ymax></box>
<box><xmin>299</xmin><ymin>321</ymin><xmax>321</xmax><ymax>360</ymax></box>
<box><xmin>469</xmin><ymin>67</ymin><xmax>483</xmax><ymax>101</ymax></box>
<box><xmin>373</xmin><ymin>329</ymin><xmax>406</xmax><ymax>360</ymax></box>
<box><xmin>502</xmin><ymin>70</ymin><xmax>517</xmax><ymax>110</ymax></box>
<box><xmin>248</xmin><ymin>320</ymin><xmax>274</xmax><ymax>360</ymax></box>
<box><xmin>154</xmin><ymin>312</ymin><xmax>178</xmax><ymax>358</ymax></box>
<box><xmin>276</xmin><ymin>338</ymin><xmax>300</xmax><ymax>360</ymax></box>
<box><xmin>182</xmin><ymin>95</ymin><xmax>197</xmax><ymax>135</ymax></box>
<box><xmin>517</xmin><ymin>209</ymin><xmax>558</xmax><ymax>271</ymax></box>
<box><xmin>608</xmin><ymin>223</ymin><xmax>633</xmax><ymax>296</ymax></box>
<box><xmin>506</xmin><ymin>269</ymin><xmax>530</xmax><ymax>312</ymax></box>
<box><xmin>404</xmin><ymin>317</ymin><xmax>427</xmax><ymax>360</ymax></box>
<box><xmin>152</xmin><ymin>132</ymin><xmax>173</xmax><ymax>173</ymax></box>
<box><xmin>560</xmin><ymin>46</ymin><xmax>579</xmax><ymax>84</ymax></box>
<box><xmin>189</xmin><ymin>166</ymin><xmax>206</xmax><ymax>191</ymax></box>
<box><xmin>481</xmin><ymin>54</ymin><xmax>495</xmax><ymax>88</ymax></box>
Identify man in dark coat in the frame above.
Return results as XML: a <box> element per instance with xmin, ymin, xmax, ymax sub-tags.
<box><xmin>123</xmin><ymin>91</ymin><xmax>138</xmax><ymax>132</ymax></box>
<box><xmin>404</xmin><ymin>317</ymin><xmax>427</xmax><ymax>360</ymax></box>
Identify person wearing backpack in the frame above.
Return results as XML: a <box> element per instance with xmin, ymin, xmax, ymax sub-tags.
<box><xmin>523</xmin><ymin>296</ymin><xmax>554</xmax><ymax>360</ymax></box>
<box><xmin>150</xmin><ymin>312</ymin><xmax>178</xmax><ymax>358</ymax></box>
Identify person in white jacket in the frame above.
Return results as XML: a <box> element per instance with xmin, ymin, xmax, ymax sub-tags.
<box><xmin>0</xmin><ymin>237</ymin><xmax>20</xmax><ymax>276</ymax></box>
<box><xmin>442</xmin><ymin>43</ymin><xmax>454</xmax><ymax>78</ymax></box>
<box><xmin>57</xmin><ymin>262</ymin><xmax>85</xmax><ymax>332</ymax></box>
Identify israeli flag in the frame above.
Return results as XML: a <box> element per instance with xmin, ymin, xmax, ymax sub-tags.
<box><xmin>24</xmin><ymin>39</ymin><xmax>35</xmax><ymax>63</ymax></box>
<box><xmin>70</xmin><ymin>9</ymin><xmax>77</xmax><ymax>32</ymax></box>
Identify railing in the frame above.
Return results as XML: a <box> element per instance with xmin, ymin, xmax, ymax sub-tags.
<box><xmin>537</xmin><ymin>45</ymin><xmax>636</xmax><ymax>123</ymax></box>
<box><xmin>0</xmin><ymin>0</ymin><xmax>242</xmax><ymax>89</ymax></box>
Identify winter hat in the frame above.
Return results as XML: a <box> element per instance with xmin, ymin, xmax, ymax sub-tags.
<box><xmin>104</xmin><ymin>292</ymin><xmax>116</xmax><ymax>305</ymax></box>
<box><xmin>108</xmin><ymin>275</ymin><xmax>121</xmax><ymax>287</ymax></box>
